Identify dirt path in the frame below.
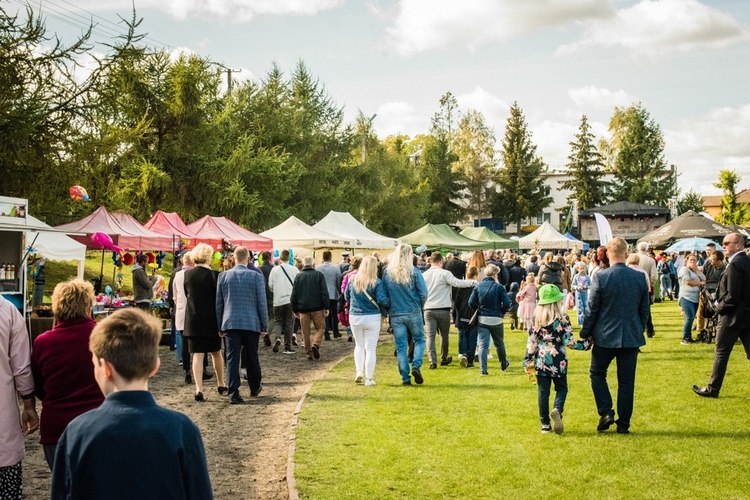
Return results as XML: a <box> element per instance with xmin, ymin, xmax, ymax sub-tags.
<box><xmin>22</xmin><ymin>334</ymin><xmax>357</xmax><ymax>499</ymax></box>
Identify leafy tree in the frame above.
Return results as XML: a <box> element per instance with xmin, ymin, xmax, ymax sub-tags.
<box><xmin>676</xmin><ymin>189</ymin><xmax>705</xmax><ymax>215</ymax></box>
<box><xmin>713</xmin><ymin>170</ymin><xmax>749</xmax><ymax>225</ymax></box>
<box><xmin>453</xmin><ymin>109</ymin><xmax>496</xmax><ymax>222</ymax></box>
<box><xmin>561</xmin><ymin>115</ymin><xmax>609</xmax><ymax>211</ymax></box>
<box><xmin>493</xmin><ymin>102</ymin><xmax>551</xmax><ymax>232</ymax></box>
<box><xmin>606</xmin><ymin>104</ymin><xmax>677</xmax><ymax>206</ymax></box>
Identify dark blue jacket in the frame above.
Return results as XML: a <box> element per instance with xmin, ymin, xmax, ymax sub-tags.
<box><xmin>579</xmin><ymin>263</ymin><xmax>649</xmax><ymax>348</ymax></box>
<box><xmin>469</xmin><ymin>277</ymin><xmax>511</xmax><ymax>318</ymax></box>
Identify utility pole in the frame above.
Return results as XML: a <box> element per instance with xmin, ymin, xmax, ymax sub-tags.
<box><xmin>361</xmin><ymin>113</ymin><xmax>377</xmax><ymax>164</ymax></box>
<box><xmin>215</xmin><ymin>63</ymin><xmax>241</xmax><ymax>96</ymax></box>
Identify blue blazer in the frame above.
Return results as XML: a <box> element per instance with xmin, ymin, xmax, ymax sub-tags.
<box><xmin>579</xmin><ymin>263</ymin><xmax>649</xmax><ymax>348</ymax></box>
<box><xmin>216</xmin><ymin>264</ymin><xmax>268</xmax><ymax>333</ymax></box>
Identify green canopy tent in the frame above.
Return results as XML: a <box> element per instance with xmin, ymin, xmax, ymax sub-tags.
<box><xmin>459</xmin><ymin>226</ymin><xmax>518</xmax><ymax>250</ymax></box>
<box><xmin>399</xmin><ymin>223</ymin><xmax>496</xmax><ymax>252</ymax></box>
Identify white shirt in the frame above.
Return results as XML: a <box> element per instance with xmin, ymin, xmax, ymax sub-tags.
<box><xmin>422</xmin><ymin>267</ymin><xmax>475</xmax><ymax>310</ymax></box>
<box><xmin>268</xmin><ymin>263</ymin><xmax>300</xmax><ymax>307</ymax></box>
<box><xmin>172</xmin><ymin>266</ymin><xmax>192</xmax><ymax>330</ymax></box>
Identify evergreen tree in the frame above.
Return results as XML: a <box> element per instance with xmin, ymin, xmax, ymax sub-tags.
<box><xmin>561</xmin><ymin>115</ymin><xmax>609</xmax><ymax>211</ymax></box>
<box><xmin>453</xmin><ymin>109</ymin><xmax>496</xmax><ymax>223</ymax></box>
<box><xmin>713</xmin><ymin>170</ymin><xmax>749</xmax><ymax>225</ymax></box>
<box><xmin>493</xmin><ymin>102</ymin><xmax>551</xmax><ymax>232</ymax></box>
<box><xmin>676</xmin><ymin>189</ymin><xmax>705</xmax><ymax>215</ymax></box>
<box><xmin>607</xmin><ymin>104</ymin><xmax>677</xmax><ymax>206</ymax></box>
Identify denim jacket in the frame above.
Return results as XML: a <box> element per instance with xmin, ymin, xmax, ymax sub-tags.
<box><xmin>345</xmin><ymin>279</ymin><xmax>390</xmax><ymax>316</ymax></box>
<box><xmin>468</xmin><ymin>278</ymin><xmax>511</xmax><ymax>317</ymax></box>
<box><xmin>382</xmin><ymin>268</ymin><xmax>428</xmax><ymax>317</ymax></box>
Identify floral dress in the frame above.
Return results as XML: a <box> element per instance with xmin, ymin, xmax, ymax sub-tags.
<box><xmin>524</xmin><ymin>315</ymin><xmax>590</xmax><ymax>377</ymax></box>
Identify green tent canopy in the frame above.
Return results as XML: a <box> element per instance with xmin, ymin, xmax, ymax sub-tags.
<box><xmin>460</xmin><ymin>226</ymin><xmax>518</xmax><ymax>250</ymax></box>
<box><xmin>399</xmin><ymin>223</ymin><xmax>496</xmax><ymax>251</ymax></box>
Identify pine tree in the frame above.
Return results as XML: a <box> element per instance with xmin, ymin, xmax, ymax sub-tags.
<box><xmin>453</xmin><ymin>109</ymin><xmax>496</xmax><ymax>223</ymax></box>
<box><xmin>714</xmin><ymin>170</ymin><xmax>750</xmax><ymax>225</ymax></box>
<box><xmin>561</xmin><ymin>115</ymin><xmax>609</xmax><ymax>211</ymax></box>
<box><xmin>493</xmin><ymin>102</ymin><xmax>551</xmax><ymax>232</ymax></box>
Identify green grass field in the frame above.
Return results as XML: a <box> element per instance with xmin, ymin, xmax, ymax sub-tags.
<box><xmin>295</xmin><ymin>300</ymin><xmax>750</xmax><ymax>499</ymax></box>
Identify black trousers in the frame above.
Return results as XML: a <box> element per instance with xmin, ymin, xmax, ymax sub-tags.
<box><xmin>590</xmin><ymin>346</ymin><xmax>639</xmax><ymax>429</ymax></box>
<box><xmin>225</xmin><ymin>329</ymin><xmax>261</xmax><ymax>396</ymax></box>
<box><xmin>707</xmin><ymin>322</ymin><xmax>750</xmax><ymax>393</ymax></box>
<box><xmin>325</xmin><ymin>299</ymin><xmax>340</xmax><ymax>336</ymax></box>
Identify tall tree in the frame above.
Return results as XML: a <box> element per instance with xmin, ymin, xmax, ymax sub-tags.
<box><xmin>713</xmin><ymin>169</ymin><xmax>749</xmax><ymax>225</ymax></box>
<box><xmin>606</xmin><ymin>103</ymin><xmax>677</xmax><ymax>206</ymax></box>
<box><xmin>453</xmin><ymin>109</ymin><xmax>495</xmax><ymax>222</ymax></box>
<box><xmin>676</xmin><ymin>189</ymin><xmax>705</xmax><ymax>215</ymax></box>
<box><xmin>419</xmin><ymin>92</ymin><xmax>465</xmax><ymax>224</ymax></box>
<box><xmin>493</xmin><ymin>102</ymin><xmax>551</xmax><ymax>232</ymax></box>
<box><xmin>561</xmin><ymin>115</ymin><xmax>609</xmax><ymax>211</ymax></box>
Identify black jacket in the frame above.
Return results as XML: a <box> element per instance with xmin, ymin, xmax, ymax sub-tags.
<box><xmin>539</xmin><ymin>261</ymin><xmax>564</xmax><ymax>290</ymax></box>
<box><xmin>291</xmin><ymin>266</ymin><xmax>330</xmax><ymax>313</ymax></box>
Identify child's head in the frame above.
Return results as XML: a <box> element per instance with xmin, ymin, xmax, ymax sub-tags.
<box><xmin>466</xmin><ymin>266</ymin><xmax>479</xmax><ymax>280</ymax></box>
<box><xmin>525</xmin><ymin>274</ymin><xmax>535</xmax><ymax>284</ymax></box>
<box><xmin>89</xmin><ymin>309</ymin><xmax>162</xmax><ymax>392</ymax></box>
<box><xmin>576</xmin><ymin>262</ymin><xmax>586</xmax><ymax>274</ymax></box>
<box><xmin>533</xmin><ymin>284</ymin><xmax>566</xmax><ymax>329</ymax></box>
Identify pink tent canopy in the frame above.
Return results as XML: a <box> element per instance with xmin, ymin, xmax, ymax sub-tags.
<box><xmin>109</xmin><ymin>212</ymin><xmax>175</xmax><ymax>251</ymax></box>
<box><xmin>54</xmin><ymin>206</ymin><xmax>174</xmax><ymax>250</ymax></box>
<box><xmin>144</xmin><ymin>210</ymin><xmax>201</xmax><ymax>248</ymax></box>
<box><xmin>188</xmin><ymin>215</ymin><xmax>273</xmax><ymax>252</ymax></box>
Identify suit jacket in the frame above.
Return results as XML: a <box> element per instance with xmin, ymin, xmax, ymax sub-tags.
<box><xmin>215</xmin><ymin>264</ymin><xmax>268</xmax><ymax>333</ymax></box>
<box><xmin>580</xmin><ymin>263</ymin><xmax>649</xmax><ymax>348</ymax></box>
<box><xmin>715</xmin><ymin>251</ymin><xmax>750</xmax><ymax>329</ymax></box>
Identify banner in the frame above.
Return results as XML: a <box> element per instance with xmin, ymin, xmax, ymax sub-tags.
<box><xmin>594</xmin><ymin>213</ymin><xmax>613</xmax><ymax>246</ymax></box>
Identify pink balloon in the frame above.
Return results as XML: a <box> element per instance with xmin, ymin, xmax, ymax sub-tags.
<box><xmin>91</xmin><ymin>232</ymin><xmax>123</xmax><ymax>252</ymax></box>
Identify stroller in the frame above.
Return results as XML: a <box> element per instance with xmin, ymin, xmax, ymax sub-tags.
<box><xmin>697</xmin><ymin>282</ymin><xmax>719</xmax><ymax>344</ymax></box>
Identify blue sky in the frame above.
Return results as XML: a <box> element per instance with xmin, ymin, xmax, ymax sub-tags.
<box><xmin>15</xmin><ymin>0</ymin><xmax>750</xmax><ymax>196</ymax></box>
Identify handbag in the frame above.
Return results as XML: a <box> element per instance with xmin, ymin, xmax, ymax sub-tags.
<box><xmin>469</xmin><ymin>286</ymin><xmax>491</xmax><ymax>326</ymax></box>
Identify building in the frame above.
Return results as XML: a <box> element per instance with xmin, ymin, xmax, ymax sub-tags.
<box><xmin>702</xmin><ymin>189</ymin><xmax>750</xmax><ymax>219</ymax></box>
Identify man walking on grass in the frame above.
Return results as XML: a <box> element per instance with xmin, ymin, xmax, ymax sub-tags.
<box><xmin>317</xmin><ymin>251</ymin><xmax>342</xmax><ymax>340</ymax></box>
<box><xmin>580</xmin><ymin>237</ymin><xmax>649</xmax><ymax>434</ymax></box>
<box><xmin>291</xmin><ymin>256</ymin><xmax>330</xmax><ymax>361</ymax></box>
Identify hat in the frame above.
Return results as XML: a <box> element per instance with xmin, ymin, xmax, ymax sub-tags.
<box><xmin>342</xmin><ymin>252</ymin><xmax>350</xmax><ymax>257</ymax></box>
<box><xmin>537</xmin><ymin>284</ymin><xmax>564</xmax><ymax>305</ymax></box>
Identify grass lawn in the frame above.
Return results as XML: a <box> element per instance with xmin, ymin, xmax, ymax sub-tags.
<box><xmin>295</xmin><ymin>300</ymin><xmax>750</xmax><ymax>499</ymax></box>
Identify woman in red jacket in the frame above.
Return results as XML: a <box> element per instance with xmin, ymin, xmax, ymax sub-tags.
<box><xmin>31</xmin><ymin>279</ymin><xmax>104</xmax><ymax>469</ymax></box>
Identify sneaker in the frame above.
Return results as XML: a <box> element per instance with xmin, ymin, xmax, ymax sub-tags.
<box><xmin>440</xmin><ymin>356</ymin><xmax>453</xmax><ymax>366</ymax></box>
<box><xmin>312</xmin><ymin>344</ymin><xmax>320</xmax><ymax>360</ymax></box>
<box><xmin>681</xmin><ymin>338</ymin><xmax>694</xmax><ymax>345</ymax></box>
<box><xmin>466</xmin><ymin>363</ymin><xmax>475</xmax><ymax>368</ymax></box>
<box><xmin>292</xmin><ymin>335</ymin><xmax>298</xmax><ymax>347</ymax></box>
<box><xmin>355</xmin><ymin>374</ymin><xmax>364</xmax><ymax>384</ymax></box>
<box><xmin>402</xmin><ymin>380</ymin><xmax>412</xmax><ymax>385</ymax></box>
<box><xmin>283</xmin><ymin>348</ymin><xmax>296</xmax><ymax>354</ymax></box>
<box><xmin>429</xmin><ymin>363</ymin><xmax>437</xmax><ymax>370</ymax></box>
<box><xmin>230</xmin><ymin>396</ymin><xmax>245</xmax><ymax>405</ymax></box>
<box><xmin>481</xmin><ymin>371</ymin><xmax>489</xmax><ymax>376</ymax></box>
<box><xmin>501</xmin><ymin>359</ymin><xmax>510</xmax><ymax>372</ymax></box>
<box><xmin>541</xmin><ymin>424</ymin><xmax>552</xmax><ymax>434</ymax></box>
<box><xmin>459</xmin><ymin>355</ymin><xmax>468</xmax><ymax>368</ymax></box>
<box><xmin>273</xmin><ymin>338</ymin><xmax>281</xmax><ymax>353</ymax></box>
<box><xmin>364</xmin><ymin>379</ymin><xmax>376</xmax><ymax>387</ymax></box>
<box><xmin>412</xmin><ymin>369</ymin><xmax>423</xmax><ymax>385</ymax></box>
<box><xmin>551</xmin><ymin>408</ymin><xmax>564</xmax><ymax>435</ymax></box>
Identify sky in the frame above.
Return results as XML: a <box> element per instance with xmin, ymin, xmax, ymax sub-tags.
<box><xmin>12</xmin><ymin>0</ymin><xmax>750</xmax><ymax>196</ymax></box>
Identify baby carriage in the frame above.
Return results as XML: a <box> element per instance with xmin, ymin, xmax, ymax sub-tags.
<box><xmin>697</xmin><ymin>283</ymin><xmax>719</xmax><ymax>344</ymax></box>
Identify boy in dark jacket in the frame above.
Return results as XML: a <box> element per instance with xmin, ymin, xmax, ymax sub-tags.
<box><xmin>507</xmin><ymin>282</ymin><xmax>520</xmax><ymax>329</ymax></box>
<box><xmin>454</xmin><ymin>266</ymin><xmax>479</xmax><ymax>368</ymax></box>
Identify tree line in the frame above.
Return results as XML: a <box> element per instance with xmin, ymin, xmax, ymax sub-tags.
<box><xmin>7</xmin><ymin>7</ymin><xmax>736</xmax><ymax>237</ymax></box>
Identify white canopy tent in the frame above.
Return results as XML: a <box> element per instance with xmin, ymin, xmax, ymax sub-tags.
<box><xmin>313</xmin><ymin>211</ymin><xmax>399</xmax><ymax>249</ymax></box>
<box><xmin>518</xmin><ymin>221</ymin><xmax>579</xmax><ymax>251</ymax></box>
<box><xmin>26</xmin><ymin>215</ymin><xmax>86</xmax><ymax>279</ymax></box>
<box><xmin>260</xmin><ymin>216</ymin><xmax>352</xmax><ymax>250</ymax></box>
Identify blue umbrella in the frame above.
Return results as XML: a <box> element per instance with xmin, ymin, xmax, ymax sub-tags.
<box><xmin>664</xmin><ymin>237</ymin><xmax>718</xmax><ymax>253</ymax></box>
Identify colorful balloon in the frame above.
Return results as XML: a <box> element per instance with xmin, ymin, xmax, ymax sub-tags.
<box><xmin>212</xmin><ymin>251</ymin><xmax>222</xmax><ymax>262</ymax></box>
<box><xmin>122</xmin><ymin>253</ymin><xmax>134</xmax><ymax>265</ymax></box>
<box><xmin>91</xmin><ymin>232</ymin><xmax>123</xmax><ymax>252</ymax></box>
<box><xmin>69</xmin><ymin>185</ymin><xmax>89</xmax><ymax>202</ymax></box>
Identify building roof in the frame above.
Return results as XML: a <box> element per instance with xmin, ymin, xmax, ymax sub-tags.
<box><xmin>579</xmin><ymin>201</ymin><xmax>667</xmax><ymax>216</ymax></box>
<box><xmin>703</xmin><ymin>188</ymin><xmax>750</xmax><ymax>209</ymax></box>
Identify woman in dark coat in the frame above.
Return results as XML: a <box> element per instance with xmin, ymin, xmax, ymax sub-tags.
<box><xmin>184</xmin><ymin>243</ymin><xmax>226</xmax><ymax>401</ymax></box>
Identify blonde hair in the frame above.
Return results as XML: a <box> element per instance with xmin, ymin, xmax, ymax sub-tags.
<box><xmin>191</xmin><ymin>243</ymin><xmax>213</xmax><ymax>265</ymax></box>
<box><xmin>607</xmin><ymin>237</ymin><xmax>628</xmax><ymax>259</ymax></box>
<box><xmin>52</xmin><ymin>279</ymin><xmax>95</xmax><ymax>321</ymax></box>
<box><xmin>485</xmin><ymin>264</ymin><xmax>500</xmax><ymax>278</ymax></box>
<box><xmin>533</xmin><ymin>301</ymin><xmax>566</xmax><ymax>330</ymax></box>
<box><xmin>182</xmin><ymin>252</ymin><xmax>194</xmax><ymax>266</ymax></box>
<box><xmin>468</xmin><ymin>250</ymin><xmax>486</xmax><ymax>270</ymax></box>
<box><xmin>350</xmin><ymin>253</ymin><xmax>365</xmax><ymax>271</ymax></box>
<box><xmin>354</xmin><ymin>256</ymin><xmax>379</xmax><ymax>293</ymax></box>
<box><xmin>387</xmin><ymin>243</ymin><xmax>415</xmax><ymax>285</ymax></box>
<box><xmin>626</xmin><ymin>253</ymin><xmax>640</xmax><ymax>266</ymax></box>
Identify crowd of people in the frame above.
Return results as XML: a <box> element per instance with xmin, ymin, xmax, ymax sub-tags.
<box><xmin>3</xmin><ymin>233</ymin><xmax>750</xmax><ymax>497</ymax></box>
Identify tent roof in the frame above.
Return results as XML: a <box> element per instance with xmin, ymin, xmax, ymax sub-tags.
<box><xmin>313</xmin><ymin>211</ymin><xmax>399</xmax><ymax>249</ymax></box>
<box><xmin>261</xmin><ymin>216</ymin><xmax>352</xmax><ymax>249</ymax></box>
<box><xmin>459</xmin><ymin>227</ymin><xmax>518</xmax><ymax>249</ymax></box>
<box><xmin>26</xmin><ymin>215</ymin><xmax>86</xmax><ymax>263</ymax></box>
<box><xmin>518</xmin><ymin>222</ymin><xmax>578</xmax><ymax>250</ymax></box>
<box><xmin>399</xmin><ymin>224</ymin><xmax>496</xmax><ymax>251</ymax></box>
<box><xmin>54</xmin><ymin>206</ymin><xmax>174</xmax><ymax>250</ymax></box>
<box><xmin>188</xmin><ymin>216</ymin><xmax>273</xmax><ymax>251</ymax></box>
<box><xmin>637</xmin><ymin>210</ymin><xmax>732</xmax><ymax>249</ymax></box>
<box><xmin>563</xmin><ymin>232</ymin><xmax>590</xmax><ymax>251</ymax></box>
<box><xmin>144</xmin><ymin>211</ymin><xmax>201</xmax><ymax>246</ymax></box>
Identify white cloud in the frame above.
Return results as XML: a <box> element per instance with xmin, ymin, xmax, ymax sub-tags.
<box><xmin>557</xmin><ymin>0</ymin><xmax>749</xmax><ymax>56</ymax></box>
<box><xmin>386</xmin><ymin>0</ymin><xmax>613</xmax><ymax>56</ymax></box>
<box><xmin>529</xmin><ymin>120</ymin><xmax>579</xmax><ymax>169</ymax></box>
<box><xmin>567</xmin><ymin>86</ymin><xmax>637</xmax><ymax>111</ymax></box>
<box><xmin>456</xmin><ymin>86</ymin><xmax>510</xmax><ymax>124</ymax></box>
<box><xmin>374</xmin><ymin>101</ymin><xmax>429</xmax><ymax>138</ymax></box>
<box><xmin>60</xmin><ymin>0</ymin><xmax>344</xmax><ymax>21</ymax></box>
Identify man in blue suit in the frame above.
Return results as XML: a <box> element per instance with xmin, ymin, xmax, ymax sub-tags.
<box><xmin>216</xmin><ymin>246</ymin><xmax>268</xmax><ymax>404</ymax></box>
<box><xmin>580</xmin><ymin>237</ymin><xmax>649</xmax><ymax>434</ymax></box>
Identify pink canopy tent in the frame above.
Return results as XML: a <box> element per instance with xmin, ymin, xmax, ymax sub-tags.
<box><xmin>188</xmin><ymin>215</ymin><xmax>273</xmax><ymax>252</ymax></box>
<box><xmin>54</xmin><ymin>206</ymin><xmax>173</xmax><ymax>250</ymax></box>
<box><xmin>144</xmin><ymin>210</ymin><xmax>200</xmax><ymax>249</ymax></box>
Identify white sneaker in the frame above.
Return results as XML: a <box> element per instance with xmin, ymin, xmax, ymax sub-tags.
<box><xmin>355</xmin><ymin>373</ymin><xmax>363</xmax><ymax>384</ymax></box>
<box><xmin>364</xmin><ymin>379</ymin><xmax>376</xmax><ymax>386</ymax></box>
<box><xmin>459</xmin><ymin>355</ymin><xmax>468</xmax><ymax>368</ymax></box>
<box><xmin>551</xmin><ymin>408</ymin><xmax>564</xmax><ymax>435</ymax></box>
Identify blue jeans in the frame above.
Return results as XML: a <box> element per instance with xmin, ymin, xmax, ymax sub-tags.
<box><xmin>477</xmin><ymin>322</ymin><xmax>507</xmax><ymax>373</ymax></box>
<box><xmin>537</xmin><ymin>374</ymin><xmax>568</xmax><ymax>425</ymax></box>
<box><xmin>660</xmin><ymin>274</ymin><xmax>672</xmax><ymax>298</ymax></box>
<box><xmin>458</xmin><ymin>323</ymin><xmax>477</xmax><ymax>364</ymax></box>
<box><xmin>391</xmin><ymin>313</ymin><xmax>425</xmax><ymax>383</ymax></box>
<box><xmin>679</xmin><ymin>298</ymin><xmax>697</xmax><ymax>341</ymax></box>
<box><xmin>575</xmin><ymin>291</ymin><xmax>588</xmax><ymax>327</ymax></box>
<box><xmin>175</xmin><ymin>330</ymin><xmax>183</xmax><ymax>363</ymax></box>
<box><xmin>590</xmin><ymin>346</ymin><xmax>638</xmax><ymax>429</ymax></box>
